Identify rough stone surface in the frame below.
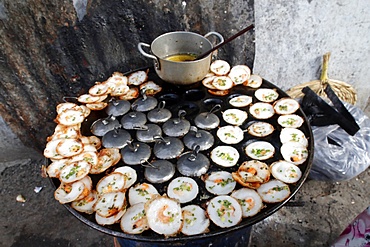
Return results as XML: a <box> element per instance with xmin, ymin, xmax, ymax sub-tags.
<box><xmin>254</xmin><ymin>0</ymin><xmax>370</xmax><ymax>110</ymax></box>
<box><xmin>0</xmin><ymin>118</ymin><xmax>40</xmax><ymax>166</ymax></box>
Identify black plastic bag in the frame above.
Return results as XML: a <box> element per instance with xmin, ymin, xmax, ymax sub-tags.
<box><xmin>300</xmin><ymin>86</ymin><xmax>370</xmax><ymax>181</ymax></box>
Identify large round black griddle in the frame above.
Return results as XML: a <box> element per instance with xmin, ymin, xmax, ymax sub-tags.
<box><xmin>49</xmin><ymin>66</ymin><xmax>314</xmax><ymax>242</ymax></box>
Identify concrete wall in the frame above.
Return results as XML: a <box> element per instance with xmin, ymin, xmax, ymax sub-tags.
<box><xmin>254</xmin><ymin>0</ymin><xmax>370</xmax><ymax>110</ymax></box>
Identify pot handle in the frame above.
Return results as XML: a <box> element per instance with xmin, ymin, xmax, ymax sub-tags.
<box><xmin>204</xmin><ymin>31</ymin><xmax>224</xmax><ymax>46</ymax></box>
<box><xmin>138</xmin><ymin>42</ymin><xmax>160</xmax><ymax>70</ymax></box>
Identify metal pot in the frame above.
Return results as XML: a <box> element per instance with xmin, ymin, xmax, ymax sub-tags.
<box><xmin>138</xmin><ymin>31</ymin><xmax>224</xmax><ymax>85</ymax></box>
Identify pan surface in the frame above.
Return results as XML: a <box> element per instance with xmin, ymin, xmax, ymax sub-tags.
<box><xmin>49</xmin><ymin>66</ymin><xmax>314</xmax><ymax>242</ymax></box>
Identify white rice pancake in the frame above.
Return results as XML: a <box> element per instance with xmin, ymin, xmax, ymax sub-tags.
<box><xmin>128</xmin><ymin>70</ymin><xmax>148</xmax><ymax>86</ymax></box>
<box><xmin>95</xmin><ymin>208</ymin><xmax>127</xmax><ymax>226</ymax></box>
<box><xmin>231</xmin><ymin>188</ymin><xmax>264</xmax><ymax>217</ymax></box>
<box><xmin>56</xmin><ymin>102</ymin><xmax>79</xmax><ymax>115</ymax></box>
<box><xmin>139</xmin><ymin>81</ymin><xmax>162</xmax><ymax>96</ymax></box>
<box><xmin>212</xmin><ymin>76</ymin><xmax>233</xmax><ymax>90</ymax></box>
<box><xmin>79</xmin><ymin>105</ymin><xmax>91</xmax><ymax>117</ymax></box>
<box><xmin>257</xmin><ymin>180</ymin><xmax>291</xmax><ymax>203</ymax></box>
<box><xmin>59</xmin><ymin>160</ymin><xmax>91</xmax><ymax>183</ymax></box>
<box><xmin>277</xmin><ymin>114</ymin><xmax>304</xmax><ymax>128</ymax></box>
<box><xmin>89</xmin><ymin>82</ymin><xmax>110</xmax><ymax>96</ymax></box>
<box><xmin>280</xmin><ymin>128</ymin><xmax>308</xmax><ymax>147</ymax></box>
<box><xmin>86</xmin><ymin>102</ymin><xmax>108</xmax><ymax>111</ymax></box>
<box><xmin>249</xmin><ymin>102</ymin><xmax>275</xmax><ymax>119</ymax></box>
<box><xmin>235</xmin><ymin>160</ymin><xmax>270</xmax><ymax>183</ymax></box>
<box><xmin>228</xmin><ymin>65</ymin><xmax>251</xmax><ymax>85</ymax></box>
<box><xmin>128</xmin><ymin>183</ymin><xmax>159</xmax><ymax>205</ymax></box>
<box><xmin>181</xmin><ymin>205</ymin><xmax>210</xmax><ymax>235</ymax></box>
<box><xmin>114</xmin><ymin>166</ymin><xmax>138</xmax><ymax>189</ymax></box>
<box><xmin>71</xmin><ymin>190</ymin><xmax>98</xmax><ymax>214</ymax></box>
<box><xmin>48</xmin><ymin>125</ymin><xmax>81</xmax><ymax>141</ymax></box>
<box><xmin>82</xmin><ymin>144</ymin><xmax>97</xmax><ymax>153</ymax></box>
<box><xmin>111</xmin><ymin>82</ymin><xmax>130</xmax><ymax>97</ymax></box>
<box><xmin>229</xmin><ymin>95</ymin><xmax>253</xmax><ymax>108</ymax></box>
<box><xmin>274</xmin><ymin>98</ymin><xmax>300</xmax><ymax>115</ymax></box>
<box><xmin>247</xmin><ymin>122</ymin><xmax>274</xmax><ymax>137</ymax></box>
<box><xmin>222</xmin><ymin>109</ymin><xmax>248</xmax><ymax>126</ymax></box>
<box><xmin>254</xmin><ymin>88</ymin><xmax>279</xmax><ymax>103</ymax></box>
<box><xmin>210</xmin><ymin>146</ymin><xmax>239</xmax><ymax>167</ymax></box>
<box><xmin>86</xmin><ymin>135</ymin><xmax>102</xmax><ymax>149</ymax></box>
<box><xmin>245</xmin><ymin>141</ymin><xmax>275</xmax><ymax>160</ymax></box>
<box><xmin>68</xmin><ymin>151</ymin><xmax>99</xmax><ymax>168</ymax></box>
<box><xmin>56</xmin><ymin>138</ymin><xmax>84</xmax><ymax>158</ymax></box>
<box><xmin>270</xmin><ymin>160</ymin><xmax>302</xmax><ymax>184</ymax></box>
<box><xmin>120</xmin><ymin>203</ymin><xmax>149</xmax><ymax>234</ymax></box>
<box><xmin>94</xmin><ymin>191</ymin><xmax>126</xmax><ymax>217</ymax></box>
<box><xmin>207</xmin><ymin>89</ymin><xmax>231</xmax><ymax>97</ymax></box>
<box><xmin>90</xmin><ymin>148</ymin><xmax>121</xmax><ymax>174</ymax></box>
<box><xmin>247</xmin><ymin>74</ymin><xmax>263</xmax><ymax>88</ymax></box>
<box><xmin>119</xmin><ymin>87</ymin><xmax>140</xmax><ymax>101</ymax></box>
<box><xmin>79</xmin><ymin>175</ymin><xmax>93</xmax><ymax>193</ymax></box>
<box><xmin>167</xmin><ymin>177</ymin><xmax>199</xmax><ymax>203</ymax></box>
<box><xmin>145</xmin><ymin>196</ymin><xmax>182</xmax><ymax>236</ymax></box>
<box><xmin>204</xmin><ymin>171</ymin><xmax>236</xmax><ymax>195</ymax></box>
<box><xmin>217</xmin><ymin>125</ymin><xmax>244</xmax><ymax>144</ymax></box>
<box><xmin>54</xmin><ymin>180</ymin><xmax>85</xmax><ymax>204</ymax></box>
<box><xmin>44</xmin><ymin>139</ymin><xmax>64</xmax><ymax>160</ymax></box>
<box><xmin>106</xmin><ymin>72</ymin><xmax>128</xmax><ymax>88</ymax></box>
<box><xmin>96</xmin><ymin>172</ymin><xmax>126</xmax><ymax>194</ymax></box>
<box><xmin>107</xmin><ymin>72</ymin><xmax>129</xmax><ymax>96</ymax></box>
<box><xmin>47</xmin><ymin>159</ymin><xmax>69</xmax><ymax>178</ymax></box>
<box><xmin>280</xmin><ymin>141</ymin><xmax>308</xmax><ymax>165</ymax></box>
<box><xmin>210</xmin><ymin>60</ymin><xmax>231</xmax><ymax>75</ymax></box>
<box><xmin>77</xmin><ymin>94</ymin><xmax>103</xmax><ymax>104</ymax></box>
<box><xmin>207</xmin><ymin>195</ymin><xmax>242</xmax><ymax>228</ymax></box>
<box><xmin>202</xmin><ymin>75</ymin><xmax>217</xmax><ymax>89</ymax></box>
